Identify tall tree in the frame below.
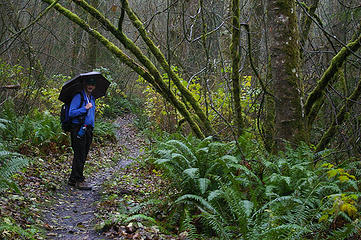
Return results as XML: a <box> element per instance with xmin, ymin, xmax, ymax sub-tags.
<box><xmin>230</xmin><ymin>0</ymin><xmax>244</xmax><ymax>137</ymax></box>
<box><xmin>267</xmin><ymin>0</ymin><xmax>306</xmax><ymax>149</ymax></box>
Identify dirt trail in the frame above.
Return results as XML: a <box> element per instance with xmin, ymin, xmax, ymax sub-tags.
<box><xmin>44</xmin><ymin>114</ymin><xmax>142</xmax><ymax>239</ymax></box>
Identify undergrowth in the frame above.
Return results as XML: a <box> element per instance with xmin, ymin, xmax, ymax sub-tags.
<box><xmin>139</xmin><ymin>133</ymin><xmax>361</xmax><ymax>239</ymax></box>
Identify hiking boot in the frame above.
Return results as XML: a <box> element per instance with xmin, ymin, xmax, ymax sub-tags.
<box><xmin>74</xmin><ymin>182</ymin><xmax>92</xmax><ymax>191</ymax></box>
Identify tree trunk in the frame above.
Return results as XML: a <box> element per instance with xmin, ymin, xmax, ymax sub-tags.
<box><xmin>267</xmin><ymin>0</ymin><xmax>306</xmax><ymax>149</ymax></box>
<box><xmin>121</xmin><ymin>0</ymin><xmax>215</xmax><ymax>137</ymax></box>
<box><xmin>230</xmin><ymin>0</ymin><xmax>244</xmax><ymax>137</ymax></box>
<box><xmin>70</xmin><ymin>2</ymin><xmax>84</xmax><ymax>75</ymax></box>
<box><xmin>299</xmin><ymin>0</ymin><xmax>319</xmax><ymax>54</ymax></box>
<box><xmin>86</xmin><ymin>0</ymin><xmax>98</xmax><ymax>70</ymax></box>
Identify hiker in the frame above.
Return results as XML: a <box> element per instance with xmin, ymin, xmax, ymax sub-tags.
<box><xmin>67</xmin><ymin>78</ymin><xmax>96</xmax><ymax>190</ymax></box>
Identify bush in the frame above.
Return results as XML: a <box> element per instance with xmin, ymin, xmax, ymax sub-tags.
<box><xmin>0</xmin><ymin>102</ymin><xmax>67</xmax><ymax>155</ymax></box>
<box><xmin>93</xmin><ymin>120</ymin><xmax>117</xmax><ymax>144</ymax></box>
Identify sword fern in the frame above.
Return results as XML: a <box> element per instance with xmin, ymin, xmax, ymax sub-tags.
<box><xmin>0</xmin><ymin>150</ymin><xmax>28</xmax><ymax>193</ymax></box>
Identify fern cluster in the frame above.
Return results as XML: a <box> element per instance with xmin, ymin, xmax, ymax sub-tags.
<box><xmin>0</xmin><ymin>149</ymin><xmax>28</xmax><ymax>193</ymax></box>
<box><xmin>0</xmin><ymin>102</ymin><xmax>66</xmax><ymax>154</ymax></box>
<box><xmin>0</xmin><ymin>117</ymin><xmax>29</xmax><ymax>193</ymax></box>
<box><xmin>147</xmin><ymin>134</ymin><xmax>361</xmax><ymax>239</ymax></box>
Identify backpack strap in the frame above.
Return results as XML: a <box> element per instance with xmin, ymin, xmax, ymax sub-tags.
<box><xmin>79</xmin><ymin>91</ymin><xmax>86</xmax><ymax>125</ymax></box>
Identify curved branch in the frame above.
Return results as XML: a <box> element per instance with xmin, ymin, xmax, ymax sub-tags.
<box><xmin>316</xmin><ymin>78</ymin><xmax>361</xmax><ymax>152</ymax></box>
<box><xmin>304</xmin><ymin>33</ymin><xmax>361</xmax><ymax>117</ymax></box>
<box><xmin>121</xmin><ymin>0</ymin><xmax>215</xmax><ymax>136</ymax></box>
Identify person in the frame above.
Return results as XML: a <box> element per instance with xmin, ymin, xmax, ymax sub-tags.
<box><xmin>67</xmin><ymin>78</ymin><xmax>96</xmax><ymax>190</ymax></box>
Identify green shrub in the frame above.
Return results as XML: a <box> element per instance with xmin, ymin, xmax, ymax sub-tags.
<box><xmin>0</xmin><ymin>102</ymin><xmax>67</xmax><ymax>154</ymax></box>
<box><xmin>93</xmin><ymin>120</ymin><xmax>117</xmax><ymax>144</ymax></box>
<box><xmin>0</xmin><ymin>216</ymin><xmax>39</xmax><ymax>240</ymax></box>
<box><xmin>147</xmin><ymin>135</ymin><xmax>361</xmax><ymax>239</ymax></box>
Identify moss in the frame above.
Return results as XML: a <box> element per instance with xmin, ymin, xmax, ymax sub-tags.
<box><xmin>230</xmin><ymin>0</ymin><xmax>244</xmax><ymax>137</ymax></box>
<box><xmin>268</xmin><ymin>0</ymin><xmax>307</xmax><ymax>150</ymax></box>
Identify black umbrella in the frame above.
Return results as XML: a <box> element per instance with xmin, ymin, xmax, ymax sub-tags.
<box><xmin>58</xmin><ymin>71</ymin><xmax>110</xmax><ymax>103</ymax></box>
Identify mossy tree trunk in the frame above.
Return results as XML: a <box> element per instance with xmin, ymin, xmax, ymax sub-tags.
<box><xmin>267</xmin><ymin>0</ymin><xmax>306</xmax><ymax>150</ymax></box>
<box><xmin>299</xmin><ymin>0</ymin><xmax>319</xmax><ymax>53</ymax></box>
<box><xmin>121</xmin><ymin>0</ymin><xmax>216</xmax><ymax>137</ymax></box>
<box><xmin>305</xmin><ymin>31</ymin><xmax>361</xmax><ymax>148</ymax></box>
<box><xmin>230</xmin><ymin>0</ymin><xmax>244</xmax><ymax>137</ymax></box>
<box><xmin>86</xmin><ymin>0</ymin><xmax>98</xmax><ymax>70</ymax></box>
<box><xmin>316</xmin><ymin>77</ymin><xmax>361</xmax><ymax>152</ymax></box>
<box><xmin>304</xmin><ymin>32</ymin><xmax>361</xmax><ymax>120</ymax></box>
<box><xmin>70</xmin><ymin>2</ymin><xmax>84</xmax><ymax>75</ymax></box>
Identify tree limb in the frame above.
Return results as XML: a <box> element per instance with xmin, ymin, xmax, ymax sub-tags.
<box><xmin>121</xmin><ymin>0</ymin><xmax>215</xmax><ymax>136</ymax></box>
<box><xmin>304</xmin><ymin>32</ymin><xmax>361</xmax><ymax>117</ymax></box>
<box><xmin>316</xmin><ymin>77</ymin><xmax>361</xmax><ymax>152</ymax></box>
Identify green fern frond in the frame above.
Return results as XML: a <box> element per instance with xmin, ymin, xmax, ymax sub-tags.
<box><xmin>198</xmin><ymin>178</ymin><xmax>210</xmax><ymax>195</ymax></box>
<box><xmin>167</xmin><ymin>140</ymin><xmax>197</xmax><ymax>163</ymax></box>
<box><xmin>207</xmin><ymin>189</ymin><xmax>224</xmax><ymax>202</ymax></box>
<box><xmin>258</xmin><ymin>223</ymin><xmax>310</xmax><ymax>240</ymax></box>
<box><xmin>183</xmin><ymin>168</ymin><xmax>199</xmax><ymax>179</ymax></box>
<box><xmin>220</xmin><ymin>155</ymin><xmax>263</xmax><ymax>185</ymax></box>
<box><xmin>0</xmin><ymin>152</ymin><xmax>28</xmax><ymax>179</ymax></box>
<box><xmin>153</xmin><ymin>158</ymin><xmax>171</xmax><ymax>165</ymax></box>
<box><xmin>252</xmin><ymin>196</ymin><xmax>303</xmax><ymax>220</ymax></box>
<box><xmin>176</xmin><ymin>194</ymin><xmax>217</xmax><ymax>213</ymax></box>
<box><xmin>180</xmin><ymin>208</ymin><xmax>199</xmax><ymax>240</ymax></box>
<box><xmin>171</xmin><ymin>153</ymin><xmax>191</xmax><ymax>168</ymax></box>
<box><xmin>197</xmin><ymin>136</ymin><xmax>213</xmax><ymax>148</ymax></box>
<box><xmin>0</xmin><ymin>150</ymin><xmax>28</xmax><ymax>192</ymax></box>
<box><xmin>200</xmin><ymin>211</ymin><xmax>231</xmax><ymax>240</ymax></box>
<box><xmin>0</xmin><ymin>118</ymin><xmax>10</xmax><ymax>130</ymax></box>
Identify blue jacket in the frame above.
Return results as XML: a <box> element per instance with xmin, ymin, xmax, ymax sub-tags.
<box><xmin>69</xmin><ymin>90</ymin><xmax>95</xmax><ymax>128</ymax></box>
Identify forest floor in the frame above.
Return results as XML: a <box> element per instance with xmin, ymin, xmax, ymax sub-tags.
<box><xmin>0</xmin><ymin>113</ymin><xmax>180</xmax><ymax>240</ymax></box>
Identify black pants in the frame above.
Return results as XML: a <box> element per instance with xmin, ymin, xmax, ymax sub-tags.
<box><xmin>69</xmin><ymin>125</ymin><xmax>93</xmax><ymax>183</ymax></box>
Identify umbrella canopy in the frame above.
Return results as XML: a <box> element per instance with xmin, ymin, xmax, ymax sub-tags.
<box><xmin>58</xmin><ymin>71</ymin><xmax>110</xmax><ymax>103</ymax></box>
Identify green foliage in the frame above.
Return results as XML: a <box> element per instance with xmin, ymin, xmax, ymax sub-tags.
<box><xmin>40</xmin><ymin>74</ymin><xmax>70</xmax><ymax>115</ymax></box>
<box><xmin>0</xmin><ymin>59</ymin><xmax>50</xmax><ymax>115</ymax></box>
<box><xmin>0</xmin><ymin>149</ymin><xmax>28</xmax><ymax>193</ymax></box>
<box><xmin>0</xmin><ymin>216</ymin><xmax>38</xmax><ymax>240</ymax></box>
<box><xmin>0</xmin><ymin>102</ymin><xmax>67</xmax><ymax>154</ymax></box>
<box><xmin>93</xmin><ymin>120</ymin><xmax>116</xmax><ymax>144</ymax></box>
<box><xmin>137</xmin><ymin>65</ymin><xmax>258</xmax><ymax>134</ymax></box>
<box><xmin>148</xmin><ymin>135</ymin><xmax>234</xmax><ymax>197</ymax></box>
<box><xmin>147</xmin><ymin>134</ymin><xmax>361</xmax><ymax>239</ymax></box>
<box><xmin>100</xmin><ymin>73</ymin><xmax>150</xmax><ymax>131</ymax></box>
<box><xmin>0</xmin><ymin>59</ymin><xmax>24</xmax><ymax>86</ymax></box>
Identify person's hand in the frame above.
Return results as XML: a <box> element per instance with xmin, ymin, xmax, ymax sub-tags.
<box><xmin>85</xmin><ymin>102</ymin><xmax>93</xmax><ymax>110</ymax></box>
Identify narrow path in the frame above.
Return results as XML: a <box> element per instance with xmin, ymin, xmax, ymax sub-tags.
<box><xmin>44</xmin><ymin>114</ymin><xmax>141</xmax><ymax>239</ymax></box>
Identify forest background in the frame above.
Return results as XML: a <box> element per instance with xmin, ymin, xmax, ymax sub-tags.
<box><xmin>0</xmin><ymin>0</ymin><xmax>361</xmax><ymax>239</ymax></box>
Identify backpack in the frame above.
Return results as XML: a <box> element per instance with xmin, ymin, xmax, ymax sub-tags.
<box><xmin>60</xmin><ymin>92</ymin><xmax>84</xmax><ymax>132</ymax></box>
